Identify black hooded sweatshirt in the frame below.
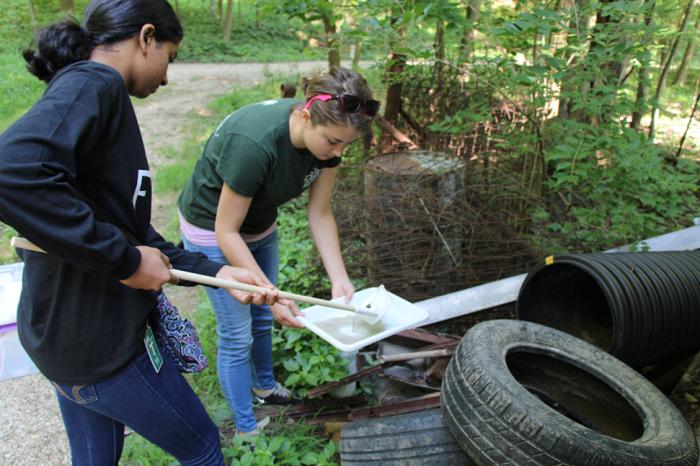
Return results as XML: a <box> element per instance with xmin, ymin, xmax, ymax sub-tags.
<box><xmin>0</xmin><ymin>61</ymin><xmax>222</xmax><ymax>385</ymax></box>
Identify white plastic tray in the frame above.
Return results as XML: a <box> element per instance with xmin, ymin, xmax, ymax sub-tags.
<box><xmin>297</xmin><ymin>287</ymin><xmax>429</xmax><ymax>352</ymax></box>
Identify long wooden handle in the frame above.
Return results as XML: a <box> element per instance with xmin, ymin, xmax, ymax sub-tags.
<box><xmin>10</xmin><ymin>236</ymin><xmax>377</xmax><ymax>316</ymax></box>
<box><xmin>170</xmin><ymin>269</ymin><xmax>368</xmax><ymax>314</ymax></box>
<box><xmin>10</xmin><ymin>236</ymin><xmax>45</xmax><ymax>253</ymax></box>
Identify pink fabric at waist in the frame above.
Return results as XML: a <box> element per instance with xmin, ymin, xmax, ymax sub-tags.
<box><xmin>178</xmin><ymin>210</ymin><xmax>276</xmax><ymax>246</ymax></box>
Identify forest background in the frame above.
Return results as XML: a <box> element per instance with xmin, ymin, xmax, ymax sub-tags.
<box><xmin>2</xmin><ymin>0</ymin><xmax>700</xmax><ymax>464</ymax></box>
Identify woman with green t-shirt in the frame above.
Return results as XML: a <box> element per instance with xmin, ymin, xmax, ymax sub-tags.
<box><xmin>177</xmin><ymin>67</ymin><xmax>379</xmax><ymax>436</ymax></box>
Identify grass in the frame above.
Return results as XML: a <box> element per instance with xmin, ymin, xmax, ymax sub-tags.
<box><xmin>0</xmin><ymin>0</ymin><xmax>329</xmax><ymax>132</ymax></box>
<box><xmin>0</xmin><ymin>53</ymin><xmax>46</xmax><ymax>132</ymax></box>
<box><xmin>0</xmin><ymin>0</ymin><xmax>89</xmax><ymax>132</ymax></box>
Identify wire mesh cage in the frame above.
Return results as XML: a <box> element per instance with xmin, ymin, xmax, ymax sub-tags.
<box><xmin>334</xmin><ymin>150</ymin><xmax>542</xmax><ymax>302</ymax></box>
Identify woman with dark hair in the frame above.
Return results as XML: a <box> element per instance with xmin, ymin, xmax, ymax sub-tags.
<box><xmin>0</xmin><ymin>1</ymin><xmax>278</xmax><ymax>464</ymax></box>
<box><xmin>178</xmin><ymin>67</ymin><xmax>379</xmax><ymax>436</ymax></box>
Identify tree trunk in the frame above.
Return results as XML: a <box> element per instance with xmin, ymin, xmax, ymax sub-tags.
<box><xmin>557</xmin><ymin>0</ymin><xmax>591</xmax><ymax>120</ymax></box>
<box><xmin>578</xmin><ymin>0</ymin><xmax>626</xmax><ymax>125</ymax></box>
<box><xmin>592</xmin><ymin>0</ymin><xmax>625</xmax><ymax>86</ymax></box>
<box><xmin>218</xmin><ymin>0</ymin><xmax>223</xmax><ymax>22</ymax></box>
<box><xmin>256</xmin><ymin>2</ymin><xmax>260</xmax><ymax>29</ymax></box>
<box><xmin>321</xmin><ymin>15</ymin><xmax>340</xmax><ymax>69</ymax></box>
<box><xmin>460</xmin><ymin>0</ymin><xmax>481</xmax><ymax>61</ymax></box>
<box><xmin>27</xmin><ymin>0</ymin><xmax>38</xmax><ymax>32</ymax></box>
<box><xmin>351</xmin><ymin>41</ymin><xmax>361</xmax><ymax>71</ymax></box>
<box><xmin>223</xmin><ymin>0</ymin><xmax>234</xmax><ymax>42</ymax></box>
<box><xmin>545</xmin><ymin>1</ymin><xmax>571</xmax><ymax>119</ymax></box>
<box><xmin>675</xmin><ymin>74</ymin><xmax>700</xmax><ymax>159</ymax></box>
<box><xmin>210</xmin><ymin>0</ymin><xmax>216</xmax><ymax>17</ymax></box>
<box><xmin>383</xmin><ymin>56</ymin><xmax>406</xmax><ymax>123</ymax></box>
<box><xmin>383</xmin><ymin>17</ymin><xmax>407</xmax><ymax>126</ymax></box>
<box><xmin>674</xmin><ymin>15</ymin><xmax>700</xmax><ymax>86</ymax></box>
<box><xmin>631</xmin><ymin>0</ymin><xmax>656</xmax><ymax>131</ymax></box>
<box><xmin>649</xmin><ymin>0</ymin><xmax>694</xmax><ymax>139</ymax></box>
<box><xmin>60</xmin><ymin>0</ymin><xmax>73</xmax><ymax>13</ymax></box>
<box><xmin>435</xmin><ymin>18</ymin><xmax>445</xmax><ymax>62</ymax></box>
<box><xmin>434</xmin><ymin>17</ymin><xmax>446</xmax><ymax>86</ymax></box>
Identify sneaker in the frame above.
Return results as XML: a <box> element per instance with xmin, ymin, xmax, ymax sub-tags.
<box><xmin>234</xmin><ymin>429</ymin><xmax>259</xmax><ymax>452</ymax></box>
<box><xmin>253</xmin><ymin>382</ymin><xmax>301</xmax><ymax>405</ymax></box>
<box><xmin>235</xmin><ymin>428</ymin><xmax>260</xmax><ymax>438</ymax></box>
<box><xmin>234</xmin><ymin>416</ymin><xmax>269</xmax><ymax>439</ymax></box>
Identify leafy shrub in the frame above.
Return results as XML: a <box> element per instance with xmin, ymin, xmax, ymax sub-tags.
<box><xmin>224</xmin><ymin>424</ymin><xmax>338</xmax><ymax>466</ymax></box>
<box><xmin>537</xmin><ymin>120</ymin><xmax>699</xmax><ymax>252</ymax></box>
<box><xmin>272</xmin><ymin>326</ymin><xmax>349</xmax><ymax>398</ymax></box>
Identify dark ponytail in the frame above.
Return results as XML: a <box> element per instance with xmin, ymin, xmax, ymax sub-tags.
<box><xmin>23</xmin><ymin>19</ymin><xmax>92</xmax><ymax>83</ymax></box>
<box><xmin>23</xmin><ymin>0</ymin><xmax>183</xmax><ymax>83</ymax></box>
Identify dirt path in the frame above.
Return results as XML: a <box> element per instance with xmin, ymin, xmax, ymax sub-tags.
<box><xmin>0</xmin><ymin>61</ymin><xmax>333</xmax><ymax>466</ymax></box>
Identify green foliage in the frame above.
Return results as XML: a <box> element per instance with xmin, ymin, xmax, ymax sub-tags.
<box><xmin>0</xmin><ymin>0</ymin><xmax>323</xmax><ymax>132</ymax></box>
<box><xmin>172</xmin><ymin>0</ymin><xmax>325</xmax><ymax>63</ymax></box>
<box><xmin>423</xmin><ymin>1</ymin><xmax>700</xmax><ymax>253</ymax></box>
<box><xmin>272</xmin><ymin>325</ymin><xmax>349</xmax><ymax>398</ymax></box>
<box><xmin>629</xmin><ymin>241</ymin><xmax>652</xmax><ymax>252</ymax></box>
<box><xmin>539</xmin><ymin>121</ymin><xmax>699</xmax><ymax>251</ymax></box>
<box><xmin>0</xmin><ymin>222</ymin><xmax>19</xmax><ymax>265</ymax></box>
<box><xmin>0</xmin><ymin>0</ymin><xmax>90</xmax><ymax>132</ymax></box>
<box><xmin>266</xmin><ymin>0</ymin><xmax>340</xmax><ymax>24</ymax></box>
<box><xmin>122</xmin><ymin>435</ymin><xmax>178</xmax><ymax>466</ymax></box>
<box><xmin>123</xmin><ymin>408</ymin><xmax>341</xmax><ymax>465</ymax></box>
<box><xmin>224</xmin><ymin>423</ymin><xmax>338</xmax><ymax>466</ymax></box>
<box><xmin>276</xmin><ymin>197</ymin><xmax>331</xmax><ymax>297</ymax></box>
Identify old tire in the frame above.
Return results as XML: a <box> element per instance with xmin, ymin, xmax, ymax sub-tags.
<box><xmin>339</xmin><ymin>408</ymin><xmax>475</xmax><ymax>465</ymax></box>
<box><xmin>441</xmin><ymin>319</ymin><xmax>698</xmax><ymax>466</ymax></box>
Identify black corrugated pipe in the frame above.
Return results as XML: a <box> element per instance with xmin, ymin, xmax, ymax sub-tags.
<box><xmin>516</xmin><ymin>252</ymin><xmax>700</xmax><ymax>368</ymax></box>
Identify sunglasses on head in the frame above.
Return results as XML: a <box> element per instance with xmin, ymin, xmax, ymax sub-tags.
<box><xmin>303</xmin><ymin>93</ymin><xmax>381</xmax><ymax>117</ymax></box>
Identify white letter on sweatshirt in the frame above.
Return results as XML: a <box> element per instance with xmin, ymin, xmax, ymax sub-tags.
<box><xmin>133</xmin><ymin>170</ymin><xmax>151</xmax><ymax>207</ymax></box>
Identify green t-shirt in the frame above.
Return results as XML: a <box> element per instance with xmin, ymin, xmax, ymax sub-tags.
<box><xmin>178</xmin><ymin>99</ymin><xmax>341</xmax><ymax>234</ymax></box>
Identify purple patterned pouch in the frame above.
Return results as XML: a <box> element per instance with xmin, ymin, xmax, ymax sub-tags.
<box><xmin>149</xmin><ymin>291</ymin><xmax>208</xmax><ymax>373</ymax></box>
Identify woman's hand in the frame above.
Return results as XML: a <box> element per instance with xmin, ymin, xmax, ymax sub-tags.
<box><xmin>120</xmin><ymin>246</ymin><xmax>172</xmax><ymax>291</ymax></box>
<box><xmin>215</xmin><ymin>265</ymin><xmax>278</xmax><ymax>305</ymax></box>
<box><xmin>332</xmin><ymin>278</ymin><xmax>355</xmax><ymax>304</ymax></box>
<box><xmin>271</xmin><ymin>300</ymin><xmax>305</xmax><ymax>328</ymax></box>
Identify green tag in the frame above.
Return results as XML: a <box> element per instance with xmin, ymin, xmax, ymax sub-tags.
<box><xmin>144</xmin><ymin>325</ymin><xmax>163</xmax><ymax>373</ymax></box>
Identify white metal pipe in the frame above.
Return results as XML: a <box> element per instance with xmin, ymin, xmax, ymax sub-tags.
<box><xmin>415</xmin><ymin>224</ymin><xmax>700</xmax><ymax>327</ymax></box>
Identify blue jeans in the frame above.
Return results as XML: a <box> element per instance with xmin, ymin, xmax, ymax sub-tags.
<box><xmin>183</xmin><ymin>232</ymin><xmax>278</xmax><ymax>433</ymax></box>
<box><xmin>53</xmin><ymin>348</ymin><xmax>223</xmax><ymax>466</ymax></box>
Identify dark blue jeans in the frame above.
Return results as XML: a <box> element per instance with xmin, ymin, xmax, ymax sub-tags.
<box><xmin>53</xmin><ymin>348</ymin><xmax>223</xmax><ymax>466</ymax></box>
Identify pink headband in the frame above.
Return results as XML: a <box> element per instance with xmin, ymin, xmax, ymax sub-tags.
<box><xmin>302</xmin><ymin>94</ymin><xmax>333</xmax><ymax>111</ymax></box>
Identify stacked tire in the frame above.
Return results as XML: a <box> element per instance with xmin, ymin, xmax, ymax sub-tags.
<box><xmin>339</xmin><ymin>408</ymin><xmax>475</xmax><ymax>465</ymax></box>
<box><xmin>440</xmin><ymin>320</ymin><xmax>699</xmax><ymax>465</ymax></box>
